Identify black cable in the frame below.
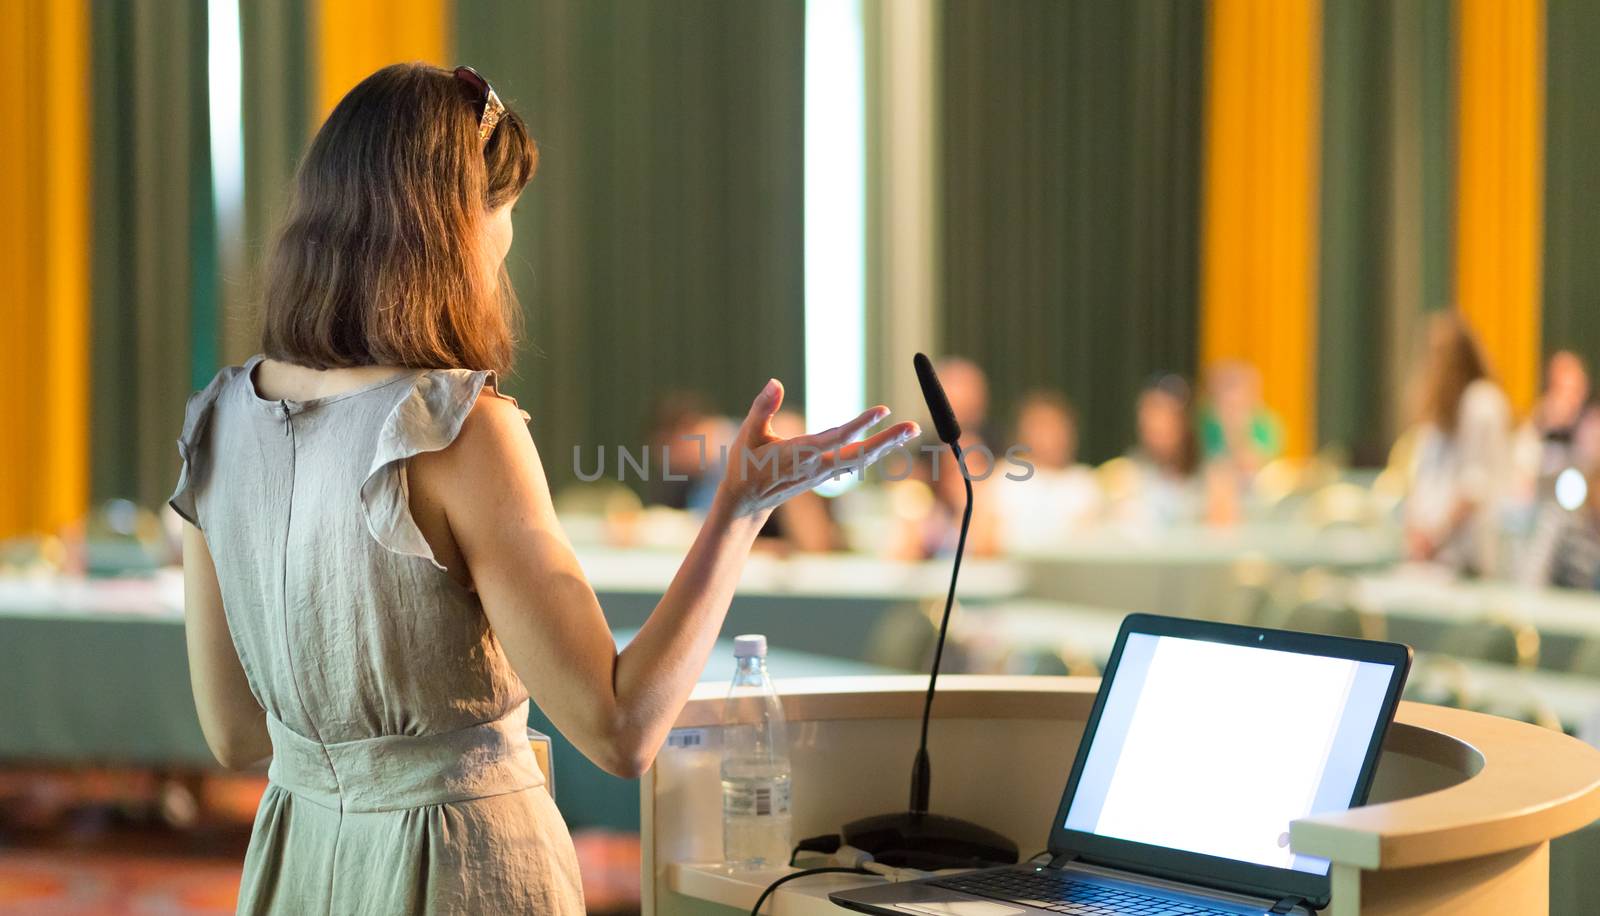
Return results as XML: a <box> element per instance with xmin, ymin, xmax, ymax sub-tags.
<box><xmin>751</xmin><ymin>866</ymin><xmax>874</xmax><ymax>915</ymax></box>
<box><xmin>910</xmin><ymin>440</ymin><xmax>973</xmax><ymax>814</ymax></box>
<box><xmin>789</xmin><ymin>833</ymin><xmax>842</xmax><ymax>866</ymax></box>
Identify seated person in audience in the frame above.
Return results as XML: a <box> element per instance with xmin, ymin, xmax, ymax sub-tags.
<box><xmin>642</xmin><ymin>390</ymin><xmax>731</xmax><ymax>512</ymax></box>
<box><xmin>992</xmin><ymin>390</ymin><xmax>1102</xmax><ymax>548</ymax></box>
<box><xmin>1117</xmin><ymin>374</ymin><xmax>1203</xmax><ymax>527</ymax></box>
<box><xmin>1512</xmin><ymin>350</ymin><xmax>1590</xmax><ymax>510</ymax></box>
<box><xmin>888</xmin><ymin>442</ymin><xmax>1002</xmax><ymax>561</ymax></box>
<box><xmin>1520</xmin><ymin>404</ymin><xmax>1600</xmax><ymax>588</ymax></box>
<box><xmin>1199</xmin><ymin>361</ymin><xmax>1283</xmax><ymax>476</ymax></box>
<box><xmin>754</xmin><ymin>411</ymin><xmax>847</xmax><ymax>554</ymax></box>
<box><xmin>888</xmin><ymin>354</ymin><xmax>1004</xmax><ymax>559</ymax></box>
<box><xmin>1402</xmin><ymin>312</ymin><xmax>1512</xmax><ymax>577</ymax></box>
<box><xmin>936</xmin><ymin>355</ymin><xmax>1001</xmax><ymax>450</ymax></box>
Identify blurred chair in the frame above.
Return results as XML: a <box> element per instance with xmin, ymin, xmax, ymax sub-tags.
<box><xmin>1300</xmin><ymin>481</ymin><xmax>1378</xmax><ymax>531</ymax></box>
<box><xmin>1094</xmin><ymin>456</ymin><xmax>1140</xmax><ymax>505</ymax></box>
<box><xmin>1438</xmin><ymin>613</ymin><xmax>1541</xmax><ymax>670</ymax></box>
<box><xmin>1001</xmin><ymin>643</ymin><xmax>1099</xmax><ymax>678</ymax></box>
<box><xmin>553</xmin><ymin>479</ymin><xmax>643</xmax><ymax>518</ymax></box>
<box><xmin>1370</xmin><ymin>429</ymin><xmax>1419</xmax><ymax>520</ymax></box>
<box><xmin>1403</xmin><ymin>655</ymin><xmax>1473</xmax><ymax>709</ymax></box>
<box><xmin>1279</xmin><ymin>602</ymin><xmax>1372</xmax><ymax>640</ymax></box>
<box><xmin>1472</xmin><ymin>690</ymin><xmax>1564</xmax><ymax>733</ymax></box>
<box><xmin>863</xmin><ymin>600</ymin><xmax>943</xmax><ymax>672</ymax></box>
<box><xmin>1219</xmin><ymin>552</ymin><xmax>1281</xmax><ymax>626</ymax></box>
<box><xmin>1252</xmin><ymin>458</ymin><xmax>1309</xmax><ymax>521</ymax></box>
<box><xmin>1567</xmin><ymin>638</ymin><xmax>1600</xmax><ymax>679</ymax></box>
<box><xmin>86</xmin><ymin>498</ymin><xmax>170</xmax><ymax>574</ymax></box>
<box><xmin>1262</xmin><ymin>568</ymin><xmax>1386</xmax><ymax>640</ymax></box>
<box><xmin>1300</xmin><ymin>449</ymin><xmax>1345</xmax><ymax>495</ymax></box>
<box><xmin>554</xmin><ymin>481</ymin><xmax>645</xmax><ymax>547</ymax></box>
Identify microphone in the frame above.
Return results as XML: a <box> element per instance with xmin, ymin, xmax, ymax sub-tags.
<box><xmin>914</xmin><ymin>352</ymin><xmax>962</xmax><ymax>446</ymax></box>
<box><xmin>838</xmin><ymin>355</ymin><xmax>1018</xmax><ymax>869</ymax></box>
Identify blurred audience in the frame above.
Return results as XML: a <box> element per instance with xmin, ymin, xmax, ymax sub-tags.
<box><xmin>992</xmin><ymin>391</ymin><xmax>1102</xmax><ymax>548</ymax></box>
<box><xmin>1402</xmin><ymin>312</ymin><xmax>1512</xmax><ymax>577</ymax></box>
<box><xmin>641</xmin><ymin>391</ymin><xmax>731</xmax><ymax>512</ymax></box>
<box><xmin>1512</xmin><ymin>350</ymin><xmax>1591</xmax><ymax>508</ymax></box>
<box><xmin>935</xmin><ymin>355</ymin><xmax>999</xmax><ymax>452</ymax></box>
<box><xmin>1521</xmin><ymin>404</ymin><xmax>1600</xmax><ymax>588</ymax></box>
<box><xmin>1198</xmin><ymin>361</ymin><xmax>1284</xmax><ymax>526</ymax></box>
<box><xmin>559</xmin><ymin>339</ymin><xmax>1600</xmax><ymax>592</ymax></box>
<box><xmin>890</xmin><ymin>356</ymin><xmax>1001</xmax><ymax>560</ymax></box>
<box><xmin>1199</xmin><ymin>361</ymin><xmax>1284</xmax><ymax>476</ymax></box>
<box><xmin>1118</xmin><ymin>374</ymin><xmax>1202</xmax><ymax>526</ymax></box>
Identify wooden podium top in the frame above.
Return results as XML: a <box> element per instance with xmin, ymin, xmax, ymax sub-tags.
<box><xmin>1292</xmin><ymin>701</ymin><xmax>1600</xmax><ymax>870</ymax></box>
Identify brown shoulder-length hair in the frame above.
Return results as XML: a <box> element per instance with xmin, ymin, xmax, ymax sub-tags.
<box><xmin>261</xmin><ymin>63</ymin><xmax>538</xmax><ymax>374</ymax></box>
<box><xmin>1419</xmin><ymin>311</ymin><xmax>1492</xmax><ymax>435</ymax></box>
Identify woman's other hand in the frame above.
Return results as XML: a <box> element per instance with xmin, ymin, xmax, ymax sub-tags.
<box><xmin>714</xmin><ymin>379</ymin><xmax>918</xmax><ymax>519</ymax></box>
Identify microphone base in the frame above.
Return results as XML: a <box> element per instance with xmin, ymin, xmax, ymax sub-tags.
<box><xmin>841</xmin><ymin>811</ymin><xmax>1019</xmax><ymax>871</ymax></box>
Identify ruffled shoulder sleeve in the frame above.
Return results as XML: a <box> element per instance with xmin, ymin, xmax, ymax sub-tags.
<box><xmin>361</xmin><ymin>369</ymin><xmax>528</xmax><ymax>570</ymax></box>
<box><xmin>169</xmin><ymin>362</ymin><xmax>250</xmax><ymax>529</ymax></box>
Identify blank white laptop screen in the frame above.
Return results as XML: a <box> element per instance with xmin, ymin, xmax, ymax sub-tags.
<box><xmin>1063</xmin><ymin>633</ymin><xmax>1396</xmax><ymax>875</ymax></box>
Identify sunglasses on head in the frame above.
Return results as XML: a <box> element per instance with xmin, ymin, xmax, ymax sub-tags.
<box><xmin>453</xmin><ymin>66</ymin><xmax>506</xmax><ymax>144</ymax></box>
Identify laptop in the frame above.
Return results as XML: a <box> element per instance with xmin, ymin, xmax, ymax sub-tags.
<box><xmin>832</xmin><ymin>613</ymin><xmax>1411</xmax><ymax>916</ymax></box>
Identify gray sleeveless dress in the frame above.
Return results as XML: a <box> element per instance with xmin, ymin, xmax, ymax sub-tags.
<box><xmin>170</xmin><ymin>355</ymin><xmax>585</xmax><ymax>915</ymax></box>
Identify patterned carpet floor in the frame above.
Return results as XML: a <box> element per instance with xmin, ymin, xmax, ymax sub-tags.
<box><xmin>0</xmin><ymin>769</ymin><xmax>641</xmax><ymax>915</ymax></box>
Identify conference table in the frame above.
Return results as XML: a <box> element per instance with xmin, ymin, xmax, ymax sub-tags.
<box><xmin>1356</xmin><ymin>566</ymin><xmax>1600</xmax><ymax>672</ymax></box>
<box><xmin>955</xmin><ymin>599</ymin><xmax>1600</xmax><ymax>737</ymax></box>
<box><xmin>570</xmin><ymin>545</ymin><xmax>1024</xmax><ymax>659</ymax></box>
<box><xmin>1011</xmin><ymin>522</ymin><xmax>1403</xmax><ymax>616</ymax></box>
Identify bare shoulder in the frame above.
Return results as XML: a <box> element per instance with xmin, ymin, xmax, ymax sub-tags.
<box><xmin>451</xmin><ymin>387</ymin><xmax>534</xmax><ymax>459</ymax></box>
<box><xmin>412</xmin><ymin>384</ymin><xmax>545</xmax><ymax>498</ymax></box>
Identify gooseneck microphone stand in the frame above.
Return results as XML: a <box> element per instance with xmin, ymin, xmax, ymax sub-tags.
<box><xmin>909</xmin><ymin>441</ymin><xmax>971</xmax><ymax>816</ymax></box>
<box><xmin>840</xmin><ymin>355</ymin><xmax>1019</xmax><ymax>870</ymax></box>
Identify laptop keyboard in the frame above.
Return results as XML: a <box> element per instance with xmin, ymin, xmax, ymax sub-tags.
<box><xmin>932</xmin><ymin>869</ymin><xmax>1241</xmax><ymax>915</ymax></box>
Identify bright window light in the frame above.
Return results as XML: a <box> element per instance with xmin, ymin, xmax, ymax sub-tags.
<box><xmin>805</xmin><ymin>0</ymin><xmax>867</xmax><ymax>495</ymax></box>
<box><xmin>208</xmin><ymin>0</ymin><xmax>244</xmax><ymax>232</ymax></box>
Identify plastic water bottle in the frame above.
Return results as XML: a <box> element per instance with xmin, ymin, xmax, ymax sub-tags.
<box><xmin>721</xmin><ymin>634</ymin><xmax>792</xmax><ymax>869</ymax></box>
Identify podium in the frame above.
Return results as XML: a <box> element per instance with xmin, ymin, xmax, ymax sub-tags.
<box><xmin>640</xmin><ymin>676</ymin><xmax>1600</xmax><ymax>915</ymax></box>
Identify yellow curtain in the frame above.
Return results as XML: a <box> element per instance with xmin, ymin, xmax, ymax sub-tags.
<box><xmin>1457</xmin><ymin>0</ymin><xmax>1545</xmax><ymax>415</ymax></box>
<box><xmin>0</xmin><ymin>0</ymin><xmax>89</xmax><ymax>540</ymax></box>
<box><xmin>314</xmin><ymin>0</ymin><xmax>452</xmax><ymax>124</ymax></box>
<box><xmin>1200</xmin><ymin>0</ymin><xmax>1322</xmax><ymax>458</ymax></box>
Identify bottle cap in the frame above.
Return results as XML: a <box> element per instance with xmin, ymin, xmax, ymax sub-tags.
<box><xmin>733</xmin><ymin>634</ymin><xmax>768</xmax><ymax>658</ymax></box>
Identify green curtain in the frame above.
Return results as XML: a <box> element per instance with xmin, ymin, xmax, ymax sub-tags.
<box><xmin>1544</xmin><ymin>0</ymin><xmax>1600</xmax><ymax>364</ymax></box>
<box><xmin>89</xmin><ymin>0</ymin><xmax>214</xmax><ymax>509</ymax></box>
<box><xmin>1318</xmin><ymin>0</ymin><xmax>1393</xmax><ymax>463</ymax></box>
<box><xmin>1316</xmin><ymin>0</ymin><xmax>1453</xmax><ymax>464</ymax></box>
<box><xmin>1418</xmin><ymin>0</ymin><xmax>1454</xmax><ymax>318</ymax></box>
<box><xmin>235</xmin><ymin>0</ymin><xmax>312</xmax><ymax>365</ymax></box>
<box><xmin>939</xmin><ymin>0</ymin><xmax>1203</xmax><ymax>462</ymax></box>
<box><xmin>456</xmin><ymin>0</ymin><xmax>806</xmax><ymax>493</ymax></box>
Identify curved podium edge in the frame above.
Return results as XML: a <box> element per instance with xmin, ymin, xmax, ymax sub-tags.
<box><xmin>670</xmin><ymin>674</ymin><xmax>1102</xmax><ymax>728</ymax></box>
<box><xmin>1291</xmin><ymin>701</ymin><xmax>1600</xmax><ymax>870</ymax></box>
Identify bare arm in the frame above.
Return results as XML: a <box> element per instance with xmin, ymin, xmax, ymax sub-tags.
<box><xmin>181</xmin><ymin>524</ymin><xmax>272</xmax><ymax>770</ymax></box>
<box><xmin>416</xmin><ymin>379</ymin><xmax>915</xmax><ymax>777</ymax></box>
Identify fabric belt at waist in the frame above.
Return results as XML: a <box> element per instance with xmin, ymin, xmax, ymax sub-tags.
<box><xmin>265</xmin><ymin>699</ymin><xmax>543</xmax><ymax>813</ymax></box>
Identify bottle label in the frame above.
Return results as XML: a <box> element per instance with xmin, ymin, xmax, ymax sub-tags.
<box><xmin>666</xmin><ymin>727</ymin><xmax>709</xmax><ymax>749</ymax></box>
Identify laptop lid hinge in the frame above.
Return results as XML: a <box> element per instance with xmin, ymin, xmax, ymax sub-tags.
<box><xmin>1046</xmin><ymin>852</ymin><xmax>1078</xmax><ymax>870</ymax></box>
<box><xmin>1270</xmin><ymin>897</ymin><xmax>1306</xmax><ymax>914</ymax></box>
